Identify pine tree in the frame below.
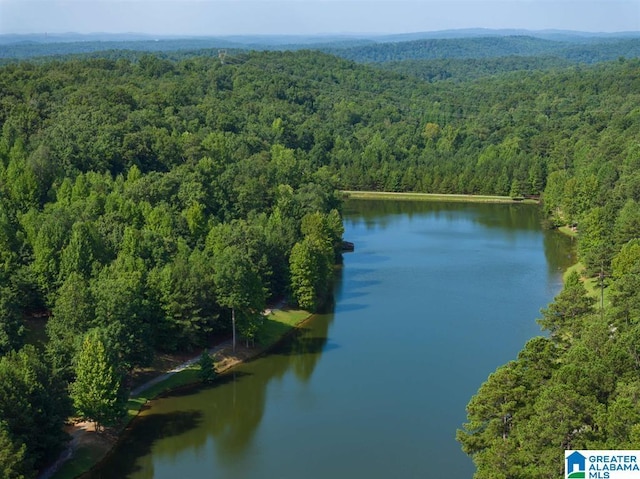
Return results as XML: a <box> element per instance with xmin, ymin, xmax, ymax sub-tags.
<box><xmin>538</xmin><ymin>271</ymin><xmax>595</xmax><ymax>344</ymax></box>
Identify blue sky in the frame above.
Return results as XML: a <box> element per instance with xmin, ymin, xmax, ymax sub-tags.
<box><xmin>1</xmin><ymin>0</ymin><xmax>638</xmax><ymax>36</ymax></box>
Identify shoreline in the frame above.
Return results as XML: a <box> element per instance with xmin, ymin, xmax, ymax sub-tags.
<box><xmin>340</xmin><ymin>190</ymin><xmax>539</xmax><ymax>204</ymax></box>
<box><xmin>47</xmin><ymin>305</ymin><xmax>314</xmax><ymax>479</ymax></box>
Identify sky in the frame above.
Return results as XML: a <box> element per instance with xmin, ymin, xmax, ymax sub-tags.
<box><xmin>0</xmin><ymin>0</ymin><xmax>638</xmax><ymax>36</ymax></box>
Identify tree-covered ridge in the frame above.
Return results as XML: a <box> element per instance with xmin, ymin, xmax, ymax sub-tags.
<box><xmin>379</xmin><ymin>56</ymin><xmax>575</xmax><ymax>83</ymax></box>
<box><xmin>3</xmin><ymin>33</ymin><xmax>639</xmax><ymax>64</ymax></box>
<box><xmin>330</xmin><ymin>58</ymin><xmax>639</xmax><ymax>199</ymax></box>
<box><xmin>324</xmin><ymin>36</ymin><xmax>640</xmax><ymax>63</ymax></box>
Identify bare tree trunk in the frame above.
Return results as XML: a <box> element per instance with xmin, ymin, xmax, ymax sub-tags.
<box><xmin>232</xmin><ymin>307</ymin><xmax>236</xmax><ymax>353</ymax></box>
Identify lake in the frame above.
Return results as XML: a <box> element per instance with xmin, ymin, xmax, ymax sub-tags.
<box><xmin>87</xmin><ymin>199</ymin><xmax>575</xmax><ymax>479</ymax></box>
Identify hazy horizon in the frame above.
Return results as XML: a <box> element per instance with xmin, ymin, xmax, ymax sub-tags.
<box><xmin>2</xmin><ymin>28</ymin><xmax>640</xmax><ymax>39</ymax></box>
<box><xmin>1</xmin><ymin>0</ymin><xmax>638</xmax><ymax>37</ymax></box>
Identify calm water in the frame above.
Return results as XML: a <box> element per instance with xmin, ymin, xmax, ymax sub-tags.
<box><xmin>88</xmin><ymin>200</ymin><xmax>575</xmax><ymax>479</ymax></box>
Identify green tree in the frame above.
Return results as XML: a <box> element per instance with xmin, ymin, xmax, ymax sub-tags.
<box><xmin>46</xmin><ymin>273</ymin><xmax>95</xmax><ymax>378</ymax></box>
<box><xmin>457</xmin><ymin>361</ymin><xmax>527</xmax><ymax>478</ymax></box>
<box><xmin>0</xmin><ymin>421</ymin><xmax>31</xmax><ymax>479</ymax></box>
<box><xmin>23</xmin><ymin>207</ymin><xmax>73</xmax><ymax>302</ymax></box>
<box><xmin>609</xmin><ymin>239</ymin><xmax>640</xmax><ymax>325</ymax></box>
<box><xmin>301</xmin><ymin>210</ymin><xmax>344</xmax><ymax>261</ymax></box>
<box><xmin>58</xmin><ymin>221</ymin><xmax>102</xmax><ymax>280</ymax></box>
<box><xmin>614</xmin><ymin>199</ymin><xmax>640</xmax><ymax>248</ymax></box>
<box><xmin>213</xmin><ymin>245</ymin><xmax>266</xmax><ymax>352</ymax></box>
<box><xmin>538</xmin><ymin>270</ymin><xmax>595</xmax><ymax>344</ymax></box>
<box><xmin>69</xmin><ymin>329</ymin><xmax>126</xmax><ymax>432</ymax></box>
<box><xmin>182</xmin><ymin>202</ymin><xmax>208</xmax><ymax>244</ymax></box>
<box><xmin>4</xmin><ymin>156</ymin><xmax>39</xmax><ymax>212</ymax></box>
<box><xmin>0</xmin><ymin>284</ymin><xmax>24</xmax><ymax>354</ymax></box>
<box><xmin>0</xmin><ymin>345</ymin><xmax>69</xmax><ymax>470</ymax></box>
<box><xmin>197</xmin><ymin>350</ymin><xmax>216</xmax><ymax>383</ymax></box>
<box><xmin>289</xmin><ymin>235</ymin><xmax>333</xmax><ymax>311</ymax></box>
<box><xmin>263</xmin><ymin>207</ymin><xmax>298</xmax><ymax>297</ymax></box>
<box><xmin>148</xmin><ymin>244</ymin><xmax>218</xmax><ymax>352</ymax></box>
<box><xmin>91</xmin><ymin>255</ymin><xmax>153</xmax><ymax>369</ymax></box>
<box><xmin>271</xmin><ymin>144</ymin><xmax>299</xmax><ymax>187</ymax></box>
<box><xmin>542</xmin><ymin>170</ymin><xmax>569</xmax><ymax>223</ymax></box>
<box><xmin>206</xmin><ymin>219</ymin><xmax>273</xmax><ymax>294</ymax></box>
<box><xmin>577</xmin><ymin>206</ymin><xmax>615</xmax><ymax>275</ymax></box>
<box><xmin>0</xmin><ymin>203</ymin><xmax>20</xmax><ymax>274</ymax></box>
<box><xmin>599</xmin><ymin>380</ymin><xmax>640</xmax><ymax>448</ymax></box>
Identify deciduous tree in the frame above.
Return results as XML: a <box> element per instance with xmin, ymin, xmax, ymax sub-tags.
<box><xmin>70</xmin><ymin>329</ymin><xmax>126</xmax><ymax>432</ymax></box>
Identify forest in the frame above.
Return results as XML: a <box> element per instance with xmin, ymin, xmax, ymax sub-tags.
<box><xmin>0</xmin><ymin>34</ymin><xmax>639</xmax><ymax>478</ymax></box>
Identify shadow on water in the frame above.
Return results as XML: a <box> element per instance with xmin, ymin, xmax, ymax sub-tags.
<box><xmin>86</xmin><ymin>410</ymin><xmax>203</xmax><ymax>479</ymax></box>
<box><xmin>543</xmin><ymin>227</ymin><xmax>577</xmax><ymax>277</ymax></box>
<box><xmin>89</xmin><ymin>258</ymin><xmax>354</xmax><ymax>478</ymax></box>
<box><xmin>345</xmin><ymin>198</ymin><xmax>546</xmax><ymax>234</ymax></box>
<box><xmin>158</xmin><ymin>371</ymin><xmax>253</xmax><ymax>399</ymax></box>
<box><xmin>344</xmin><ymin>278</ymin><xmax>381</xmax><ymax>290</ymax></box>
<box><xmin>88</xmin><ymin>282</ymin><xmax>340</xmax><ymax>478</ymax></box>
<box><xmin>273</xmin><ymin>333</ymin><xmax>338</xmax><ymax>357</ymax></box>
<box><xmin>334</xmin><ymin>303</ymin><xmax>368</xmax><ymax>313</ymax></box>
<box><xmin>344</xmin><ymin>267</ymin><xmax>377</xmax><ymax>277</ymax></box>
<box><xmin>335</xmin><ymin>290</ymin><xmax>368</xmax><ymax>302</ymax></box>
<box><xmin>474</xmin><ymin>203</ymin><xmax>543</xmax><ymax>232</ymax></box>
<box><xmin>346</xmin><ymin>252</ymin><xmax>390</xmax><ymax>265</ymax></box>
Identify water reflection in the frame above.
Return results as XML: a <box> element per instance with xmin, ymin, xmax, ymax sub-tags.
<box><xmin>87</xmin><ymin>410</ymin><xmax>203</xmax><ymax>479</ymax></box>
<box><xmin>543</xmin><ymin>227</ymin><xmax>577</xmax><ymax>277</ymax></box>
<box><xmin>344</xmin><ymin>198</ymin><xmax>544</xmax><ymax>233</ymax></box>
<box><xmin>345</xmin><ymin>198</ymin><xmax>576</xmax><ymax>287</ymax></box>
<box><xmin>89</xmin><ymin>281</ymin><xmax>338</xmax><ymax>479</ymax></box>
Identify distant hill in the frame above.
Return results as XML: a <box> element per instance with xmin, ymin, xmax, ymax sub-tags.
<box><xmin>378</xmin><ymin>56</ymin><xmax>576</xmax><ymax>83</ymax></box>
<box><xmin>322</xmin><ymin>36</ymin><xmax>640</xmax><ymax>63</ymax></box>
<box><xmin>1</xmin><ymin>29</ymin><xmax>639</xmax><ymax>60</ymax></box>
<box><xmin>0</xmin><ymin>38</ymin><xmax>248</xmax><ymax>59</ymax></box>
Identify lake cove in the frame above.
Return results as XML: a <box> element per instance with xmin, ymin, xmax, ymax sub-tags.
<box><xmin>86</xmin><ymin>200</ymin><xmax>575</xmax><ymax>479</ymax></box>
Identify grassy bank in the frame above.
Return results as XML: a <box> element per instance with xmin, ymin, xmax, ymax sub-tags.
<box><xmin>558</xmin><ymin>225</ymin><xmax>578</xmax><ymax>237</ymax></box>
<box><xmin>50</xmin><ymin>306</ymin><xmax>313</xmax><ymax>479</ymax></box>
<box><xmin>341</xmin><ymin>190</ymin><xmax>538</xmax><ymax>204</ymax></box>
<box><xmin>563</xmin><ymin>262</ymin><xmax>609</xmax><ymax>308</ymax></box>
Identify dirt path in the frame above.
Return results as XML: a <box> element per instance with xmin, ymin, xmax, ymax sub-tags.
<box><xmin>130</xmin><ymin>339</ymin><xmax>233</xmax><ymax>396</ymax></box>
<box><xmin>39</xmin><ymin>300</ymin><xmax>288</xmax><ymax>479</ymax></box>
<box><xmin>38</xmin><ymin>340</ymin><xmax>250</xmax><ymax>479</ymax></box>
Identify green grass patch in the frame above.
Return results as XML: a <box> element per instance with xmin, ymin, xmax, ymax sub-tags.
<box><xmin>563</xmin><ymin>262</ymin><xmax>586</xmax><ymax>282</ymax></box>
<box><xmin>258</xmin><ymin>308</ymin><xmax>311</xmax><ymax>348</ymax></box>
<box><xmin>127</xmin><ymin>366</ymin><xmax>200</xmax><ymax>414</ymax></box>
<box><xmin>51</xmin><ymin>443</ymin><xmax>108</xmax><ymax>479</ymax></box>
<box><xmin>341</xmin><ymin>190</ymin><xmax>537</xmax><ymax>204</ymax></box>
<box><xmin>564</xmin><ymin>262</ymin><xmax>598</xmax><ymax>297</ymax></box>
<box><xmin>51</xmin><ymin>366</ymin><xmax>201</xmax><ymax>479</ymax></box>
<box><xmin>563</xmin><ymin>262</ymin><xmax>610</xmax><ymax>308</ymax></box>
<box><xmin>50</xmin><ymin>307</ymin><xmax>310</xmax><ymax>479</ymax></box>
<box><xmin>558</xmin><ymin>225</ymin><xmax>578</xmax><ymax>237</ymax></box>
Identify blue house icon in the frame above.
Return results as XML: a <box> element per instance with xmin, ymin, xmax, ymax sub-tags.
<box><xmin>567</xmin><ymin>451</ymin><xmax>586</xmax><ymax>476</ymax></box>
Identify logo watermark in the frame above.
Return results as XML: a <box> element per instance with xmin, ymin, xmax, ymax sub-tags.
<box><xmin>566</xmin><ymin>451</ymin><xmax>640</xmax><ymax>479</ymax></box>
